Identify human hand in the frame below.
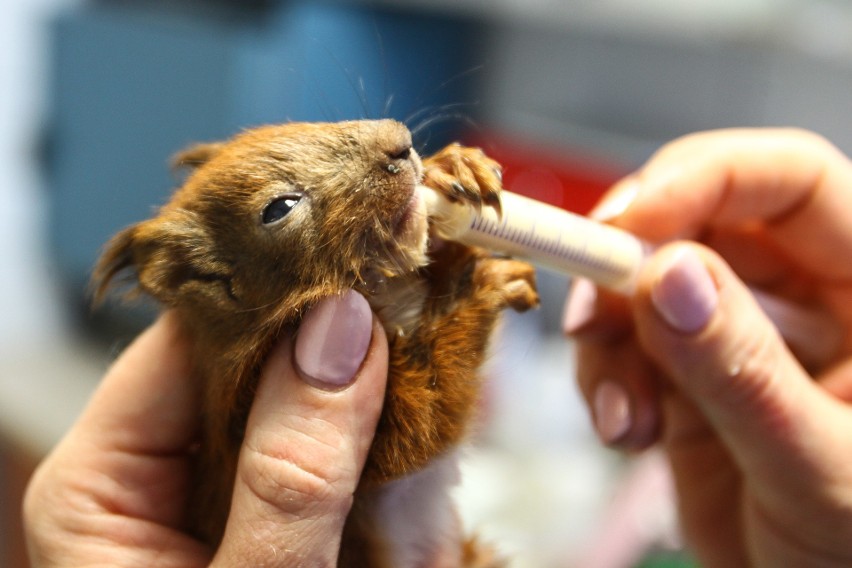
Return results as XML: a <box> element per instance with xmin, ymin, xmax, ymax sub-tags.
<box><xmin>24</xmin><ymin>290</ymin><xmax>387</xmax><ymax>567</ymax></box>
<box><xmin>565</xmin><ymin>129</ymin><xmax>852</xmax><ymax>567</ymax></box>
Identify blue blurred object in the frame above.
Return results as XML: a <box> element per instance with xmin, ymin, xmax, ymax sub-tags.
<box><xmin>46</xmin><ymin>0</ymin><xmax>478</xmax><ymax>321</ymax></box>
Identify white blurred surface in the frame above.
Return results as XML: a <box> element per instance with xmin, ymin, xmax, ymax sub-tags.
<box><xmin>0</xmin><ymin>0</ymin><xmax>86</xmax><ymax>450</ymax></box>
<box><xmin>0</xmin><ymin>0</ymin><xmax>81</xmax><ymax>349</ymax></box>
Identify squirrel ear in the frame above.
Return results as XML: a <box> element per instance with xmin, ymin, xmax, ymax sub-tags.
<box><xmin>92</xmin><ymin>212</ymin><xmax>237</xmax><ymax>307</ymax></box>
<box><xmin>171</xmin><ymin>141</ymin><xmax>226</xmax><ymax>170</ymax></box>
<box><xmin>92</xmin><ymin>223</ymin><xmax>140</xmax><ymax>305</ymax></box>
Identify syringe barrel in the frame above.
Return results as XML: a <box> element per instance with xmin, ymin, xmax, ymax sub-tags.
<box><xmin>424</xmin><ymin>187</ymin><xmax>646</xmax><ymax>293</ymax></box>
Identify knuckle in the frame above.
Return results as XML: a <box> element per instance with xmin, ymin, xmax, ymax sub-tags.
<box><xmin>244</xmin><ymin>451</ymin><xmax>335</xmax><ymax>512</ymax></box>
<box><xmin>242</xmin><ymin>424</ymin><xmax>354</xmax><ymax>517</ymax></box>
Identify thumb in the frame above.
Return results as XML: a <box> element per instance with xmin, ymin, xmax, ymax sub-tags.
<box><xmin>633</xmin><ymin>243</ymin><xmax>837</xmax><ymax>483</ymax></box>
<box><xmin>211</xmin><ymin>290</ymin><xmax>387</xmax><ymax>566</ymax></box>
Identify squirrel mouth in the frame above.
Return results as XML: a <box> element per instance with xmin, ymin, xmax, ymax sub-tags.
<box><xmin>386</xmin><ymin>185</ymin><xmax>429</xmax><ymax>269</ymax></box>
<box><xmin>393</xmin><ymin>187</ymin><xmax>423</xmax><ymax>235</ymax></box>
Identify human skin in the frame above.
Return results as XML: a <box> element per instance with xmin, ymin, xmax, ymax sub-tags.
<box><xmin>24</xmin><ymin>291</ymin><xmax>388</xmax><ymax>567</ymax></box>
<box><xmin>565</xmin><ymin>129</ymin><xmax>852</xmax><ymax>567</ymax></box>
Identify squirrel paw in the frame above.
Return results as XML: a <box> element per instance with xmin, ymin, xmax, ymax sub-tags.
<box><xmin>422</xmin><ymin>143</ymin><xmax>503</xmax><ymax>216</ymax></box>
<box><xmin>475</xmin><ymin>257</ymin><xmax>540</xmax><ymax>312</ymax></box>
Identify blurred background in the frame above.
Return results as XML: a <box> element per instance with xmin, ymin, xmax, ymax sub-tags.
<box><xmin>4</xmin><ymin>0</ymin><xmax>852</xmax><ymax>566</ymax></box>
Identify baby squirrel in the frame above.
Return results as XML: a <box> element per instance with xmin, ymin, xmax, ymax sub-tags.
<box><xmin>94</xmin><ymin>119</ymin><xmax>539</xmax><ymax>567</ymax></box>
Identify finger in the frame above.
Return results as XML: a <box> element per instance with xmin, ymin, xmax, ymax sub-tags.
<box><xmin>565</xmin><ymin>278</ymin><xmax>662</xmax><ymax>449</ymax></box>
<box><xmin>633</xmin><ymin>243</ymin><xmax>845</xmax><ymax>483</ymax></box>
<box><xmin>72</xmin><ymin>311</ymin><xmax>199</xmax><ymax>455</ymax></box>
<box><xmin>822</xmin><ymin>365</ymin><xmax>852</xmax><ymax>404</ymax></box>
<box><xmin>52</xmin><ymin>311</ymin><xmax>201</xmax><ymax>523</ymax></box>
<box><xmin>24</xmin><ymin>312</ymin><xmax>210</xmax><ymax>566</ymax></box>
<box><xmin>611</xmin><ymin>129</ymin><xmax>852</xmax><ymax>280</ymax></box>
<box><xmin>212</xmin><ymin>290</ymin><xmax>388</xmax><ymax>566</ymax></box>
<box><xmin>575</xmin><ymin>338</ymin><xmax>662</xmax><ymax>450</ymax></box>
<box><xmin>563</xmin><ymin>277</ymin><xmax>633</xmax><ymax>339</ymax></box>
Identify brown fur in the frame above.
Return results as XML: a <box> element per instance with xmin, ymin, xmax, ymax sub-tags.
<box><xmin>93</xmin><ymin>119</ymin><xmax>538</xmax><ymax>566</ymax></box>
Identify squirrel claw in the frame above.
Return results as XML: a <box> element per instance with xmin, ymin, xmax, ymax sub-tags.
<box><xmin>422</xmin><ymin>144</ymin><xmax>503</xmax><ymax>217</ymax></box>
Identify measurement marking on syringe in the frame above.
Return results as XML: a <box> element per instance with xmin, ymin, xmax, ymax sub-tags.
<box><xmin>466</xmin><ymin>208</ymin><xmax>632</xmax><ymax>282</ymax></box>
<box><xmin>521</xmin><ymin>227</ymin><xmax>532</xmax><ymax>245</ymax></box>
<box><xmin>549</xmin><ymin>229</ymin><xmax>628</xmax><ymax>280</ymax></box>
<box><xmin>471</xmin><ymin>216</ymin><xmax>491</xmax><ymax>235</ymax></box>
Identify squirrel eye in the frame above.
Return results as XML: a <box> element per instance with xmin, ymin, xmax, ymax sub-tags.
<box><xmin>262</xmin><ymin>194</ymin><xmax>301</xmax><ymax>224</ymax></box>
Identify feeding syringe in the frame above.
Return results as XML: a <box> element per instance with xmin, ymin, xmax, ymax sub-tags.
<box><xmin>419</xmin><ymin>185</ymin><xmax>841</xmax><ymax>367</ymax></box>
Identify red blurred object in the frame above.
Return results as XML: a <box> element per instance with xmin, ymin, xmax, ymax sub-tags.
<box><xmin>465</xmin><ymin>130</ymin><xmax>629</xmax><ymax>215</ymax></box>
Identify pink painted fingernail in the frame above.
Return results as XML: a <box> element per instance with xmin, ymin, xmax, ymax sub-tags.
<box><xmin>594</xmin><ymin>381</ymin><xmax>633</xmax><ymax>445</ymax></box>
<box><xmin>294</xmin><ymin>290</ymin><xmax>372</xmax><ymax>390</ymax></box>
<box><xmin>563</xmin><ymin>278</ymin><xmax>598</xmax><ymax>335</ymax></box>
<box><xmin>651</xmin><ymin>248</ymin><xmax>718</xmax><ymax>334</ymax></box>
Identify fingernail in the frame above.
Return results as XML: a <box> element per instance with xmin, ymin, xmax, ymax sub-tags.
<box><xmin>563</xmin><ymin>278</ymin><xmax>597</xmax><ymax>335</ymax></box>
<box><xmin>651</xmin><ymin>248</ymin><xmax>718</xmax><ymax>334</ymax></box>
<box><xmin>594</xmin><ymin>381</ymin><xmax>632</xmax><ymax>445</ymax></box>
<box><xmin>590</xmin><ymin>180</ymin><xmax>639</xmax><ymax>221</ymax></box>
<box><xmin>294</xmin><ymin>290</ymin><xmax>372</xmax><ymax>390</ymax></box>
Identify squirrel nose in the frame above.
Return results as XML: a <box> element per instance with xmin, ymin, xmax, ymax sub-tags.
<box><xmin>372</xmin><ymin>119</ymin><xmax>413</xmax><ymax>160</ymax></box>
<box><xmin>386</xmin><ymin>145</ymin><xmax>412</xmax><ymax>161</ymax></box>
